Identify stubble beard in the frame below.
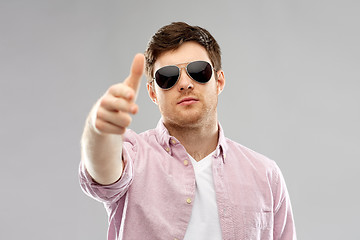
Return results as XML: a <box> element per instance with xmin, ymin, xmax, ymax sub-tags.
<box><xmin>161</xmin><ymin>97</ymin><xmax>218</xmax><ymax>132</ymax></box>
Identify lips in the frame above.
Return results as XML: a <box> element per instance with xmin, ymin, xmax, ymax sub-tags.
<box><xmin>177</xmin><ymin>97</ymin><xmax>199</xmax><ymax>105</ymax></box>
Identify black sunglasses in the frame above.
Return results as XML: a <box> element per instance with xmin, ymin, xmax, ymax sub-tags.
<box><xmin>152</xmin><ymin>60</ymin><xmax>215</xmax><ymax>90</ymax></box>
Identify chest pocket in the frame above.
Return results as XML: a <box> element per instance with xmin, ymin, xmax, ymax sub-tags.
<box><xmin>244</xmin><ymin>210</ymin><xmax>273</xmax><ymax>240</ymax></box>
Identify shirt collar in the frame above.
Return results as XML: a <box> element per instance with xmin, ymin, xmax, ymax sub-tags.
<box><xmin>155</xmin><ymin>119</ymin><xmax>228</xmax><ymax>163</ymax></box>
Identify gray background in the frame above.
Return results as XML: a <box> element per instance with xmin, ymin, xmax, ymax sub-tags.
<box><xmin>1</xmin><ymin>0</ymin><xmax>359</xmax><ymax>239</ymax></box>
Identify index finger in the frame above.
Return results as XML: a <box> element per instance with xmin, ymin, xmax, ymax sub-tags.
<box><xmin>123</xmin><ymin>53</ymin><xmax>145</xmax><ymax>100</ymax></box>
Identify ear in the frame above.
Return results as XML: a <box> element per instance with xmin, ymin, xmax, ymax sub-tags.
<box><xmin>216</xmin><ymin>70</ymin><xmax>225</xmax><ymax>95</ymax></box>
<box><xmin>147</xmin><ymin>82</ymin><xmax>158</xmax><ymax>105</ymax></box>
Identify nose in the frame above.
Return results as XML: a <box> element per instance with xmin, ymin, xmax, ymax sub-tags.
<box><xmin>177</xmin><ymin>67</ymin><xmax>194</xmax><ymax>91</ymax></box>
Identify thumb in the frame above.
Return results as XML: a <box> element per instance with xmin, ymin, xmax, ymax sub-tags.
<box><xmin>123</xmin><ymin>53</ymin><xmax>145</xmax><ymax>101</ymax></box>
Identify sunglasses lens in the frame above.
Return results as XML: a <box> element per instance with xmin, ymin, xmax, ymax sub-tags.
<box><xmin>155</xmin><ymin>66</ymin><xmax>179</xmax><ymax>89</ymax></box>
<box><xmin>187</xmin><ymin>61</ymin><xmax>213</xmax><ymax>83</ymax></box>
<box><xmin>154</xmin><ymin>61</ymin><xmax>213</xmax><ymax>89</ymax></box>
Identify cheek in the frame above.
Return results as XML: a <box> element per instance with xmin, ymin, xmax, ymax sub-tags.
<box><xmin>208</xmin><ymin>81</ymin><xmax>220</xmax><ymax>97</ymax></box>
<box><xmin>156</xmin><ymin>93</ymin><xmax>171</xmax><ymax>111</ymax></box>
<box><xmin>156</xmin><ymin>92</ymin><xmax>165</xmax><ymax>104</ymax></box>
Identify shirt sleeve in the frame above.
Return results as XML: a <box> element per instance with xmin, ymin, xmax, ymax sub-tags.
<box><xmin>272</xmin><ymin>164</ymin><xmax>297</xmax><ymax>240</ymax></box>
<box><xmin>78</xmin><ymin>133</ymin><xmax>135</xmax><ymax>204</ymax></box>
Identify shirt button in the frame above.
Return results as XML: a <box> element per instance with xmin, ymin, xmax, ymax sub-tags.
<box><xmin>165</xmin><ymin>147</ymin><xmax>170</xmax><ymax>152</ymax></box>
<box><xmin>171</xmin><ymin>139</ymin><xmax>177</xmax><ymax>145</ymax></box>
<box><xmin>186</xmin><ymin>198</ymin><xmax>192</xmax><ymax>204</ymax></box>
<box><xmin>183</xmin><ymin>159</ymin><xmax>189</xmax><ymax>166</ymax></box>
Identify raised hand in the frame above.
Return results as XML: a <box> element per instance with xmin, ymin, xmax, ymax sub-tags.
<box><xmin>91</xmin><ymin>54</ymin><xmax>145</xmax><ymax>135</ymax></box>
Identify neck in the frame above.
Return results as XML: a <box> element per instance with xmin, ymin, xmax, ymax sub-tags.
<box><xmin>164</xmin><ymin>118</ymin><xmax>219</xmax><ymax>161</ymax></box>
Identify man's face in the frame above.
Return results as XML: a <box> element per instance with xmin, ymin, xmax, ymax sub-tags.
<box><xmin>147</xmin><ymin>41</ymin><xmax>225</xmax><ymax>128</ymax></box>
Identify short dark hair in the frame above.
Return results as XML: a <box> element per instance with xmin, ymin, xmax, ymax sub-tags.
<box><xmin>145</xmin><ymin>22</ymin><xmax>222</xmax><ymax>82</ymax></box>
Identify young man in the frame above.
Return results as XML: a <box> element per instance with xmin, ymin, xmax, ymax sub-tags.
<box><xmin>79</xmin><ymin>22</ymin><xmax>296</xmax><ymax>240</ymax></box>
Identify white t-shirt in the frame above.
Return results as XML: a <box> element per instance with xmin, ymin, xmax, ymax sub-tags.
<box><xmin>183</xmin><ymin>152</ymin><xmax>222</xmax><ymax>239</ymax></box>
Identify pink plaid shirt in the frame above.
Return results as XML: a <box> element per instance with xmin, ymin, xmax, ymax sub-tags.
<box><xmin>79</xmin><ymin>120</ymin><xmax>296</xmax><ymax>240</ymax></box>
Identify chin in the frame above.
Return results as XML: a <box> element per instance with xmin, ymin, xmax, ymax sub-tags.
<box><xmin>161</xmin><ymin>104</ymin><xmax>216</xmax><ymax>127</ymax></box>
<box><xmin>167</xmin><ymin>112</ymin><xmax>208</xmax><ymax>128</ymax></box>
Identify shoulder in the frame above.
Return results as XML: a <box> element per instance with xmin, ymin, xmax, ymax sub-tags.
<box><xmin>218</xmin><ymin>123</ymin><xmax>277</xmax><ymax>171</ymax></box>
<box><xmin>226</xmin><ymin>138</ymin><xmax>275</xmax><ymax>164</ymax></box>
<box><xmin>122</xmin><ymin>128</ymin><xmax>161</xmax><ymax>156</ymax></box>
<box><xmin>123</xmin><ymin>128</ymin><xmax>158</xmax><ymax>144</ymax></box>
<box><xmin>223</xmin><ymin>137</ymin><xmax>280</xmax><ymax>178</ymax></box>
<box><xmin>123</xmin><ymin>120</ymin><xmax>169</xmax><ymax>148</ymax></box>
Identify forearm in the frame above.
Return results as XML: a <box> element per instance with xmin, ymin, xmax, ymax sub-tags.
<box><xmin>80</xmin><ymin>54</ymin><xmax>144</xmax><ymax>185</ymax></box>
<box><xmin>81</xmin><ymin>117</ymin><xmax>124</xmax><ymax>185</ymax></box>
